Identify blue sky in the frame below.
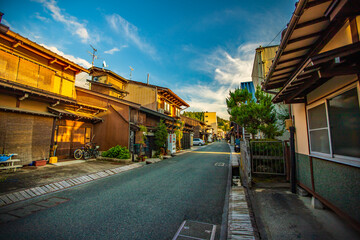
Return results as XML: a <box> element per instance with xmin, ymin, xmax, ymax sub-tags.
<box><xmin>1</xmin><ymin>0</ymin><xmax>296</xmax><ymax>118</ymax></box>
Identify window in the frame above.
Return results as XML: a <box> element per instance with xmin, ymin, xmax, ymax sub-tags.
<box><xmin>308</xmin><ymin>103</ymin><xmax>330</xmax><ymax>154</ymax></box>
<box><xmin>307</xmin><ymin>85</ymin><xmax>360</xmax><ymax>162</ymax></box>
<box><xmin>164</xmin><ymin>101</ymin><xmax>170</xmax><ymax>112</ymax></box>
<box><xmin>328</xmin><ymin>88</ymin><xmax>360</xmax><ymax>158</ymax></box>
<box><xmin>175</xmin><ymin>108</ymin><xmax>180</xmax><ymax>117</ymax></box>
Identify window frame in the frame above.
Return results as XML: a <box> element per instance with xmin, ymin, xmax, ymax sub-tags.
<box><xmin>306</xmin><ymin>82</ymin><xmax>360</xmax><ymax>167</ymax></box>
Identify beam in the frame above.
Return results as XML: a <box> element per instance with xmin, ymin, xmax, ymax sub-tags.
<box><xmin>285</xmin><ymin>74</ymin><xmax>321</xmax><ymax>102</ymax></box>
<box><xmin>49</xmin><ymin>58</ymin><xmax>57</xmax><ymax>65</ymax></box>
<box><xmin>12</xmin><ymin>41</ymin><xmax>21</xmax><ymax>48</ymax></box>
<box><xmin>270</xmin><ymin>72</ymin><xmax>292</xmax><ymax>79</ymax></box>
<box><xmin>18</xmin><ymin>93</ymin><xmax>29</xmax><ymax>101</ymax></box>
<box><xmin>304</xmin><ymin>0</ymin><xmax>331</xmax><ymax>9</ymax></box>
<box><xmin>269</xmin><ymin>77</ymin><xmax>288</xmax><ymax>83</ymax></box>
<box><xmin>288</xmin><ymin>31</ymin><xmax>323</xmax><ymax>45</ymax></box>
<box><xmin>271</xmin><ymin>69</ymin><xmax>295</xmax><ymax>77</ymax></box>
<box><xmin>273</xmin><ymin>64</ymin><xmax>298</xmax><ymax>72</ymax></box>
<box><xmin>295</xmin><ymin>16</ymin><xmax>329</xmax><ymax>30</ymax></box>
<box><xmin>282</xmin><ymin>45</ymin><xmax>313</xmax><ymax>56</ymax></box>
<box><xmin>277</xmin><ymin>55</ymin><xmax>305</xmax><ymax>65</ymax></box>
<box><xmin>64</xmin><ymin>65</ymin><xmax>71</xmax><ymax>70</ymax></box>
<box><xmin>319</xmin><ymin>65</ymin><xmax>360</xmax><ymax>78</ymax></box>
<box><xmin>284</xmin><ymin>98</ymin><xmax>306</xmax><ymax>104</ymax></box>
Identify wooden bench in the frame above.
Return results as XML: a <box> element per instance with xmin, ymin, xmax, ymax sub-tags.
<box><xmin>0</xmin><ymin>154</ymin><xmax>22</xmax><ymax>172</ymax></box>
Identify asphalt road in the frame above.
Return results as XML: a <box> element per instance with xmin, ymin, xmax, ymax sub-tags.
<box><xmin>0</xmin><ymin>142</ymin><xmax>230</xmax><ymax>240</ymax></box>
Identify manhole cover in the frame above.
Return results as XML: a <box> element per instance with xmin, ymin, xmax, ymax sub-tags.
<box><xmin>173</xmin><ymin>220</ymin><xmax>216</xmax><ymax>240</ymax></box>
<box><xmin>214</xmin><ymin>162</ymin><xmax>225</xmax><ymax>167</ymax></box>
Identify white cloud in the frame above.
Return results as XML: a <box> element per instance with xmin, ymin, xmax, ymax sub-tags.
<box><xmin>40</xmin><ymin>44</ymin><xmax>92</xmax><ymax>89</ymax></box>
<box><xmin>178</xmin><ymin>43</ymin><xmax>262</xmax><ymax>119</ymax></box>
<box><xmin>40</xmin><ymin>44</ymin><xmax>92</xmax><ymax>69</ymax></box>
<box><xmin>2</xmin><ymin>19</ymin><xmax>11</xmax><ymax>28</ymax></box>
<box><xmin>105</xmin><ymin>14</ymin><xmax>157</xmax><ymax>59</ymax></box>
<box><xmin>75</xmin><ymin>72</ymin><xmax>90</xmax><ymax>89</ymax></box>
<box><xmin>104</xmin><ymin>45</ymin><xmax>128</xmax><ymax>54</ymax></box>
<box><xmin>34</xmin><ymin>12</ymin><xmax>49</xmax><ymax>22</ymax></box>
<box><xmin>36</xmin><ymin>0</ymin><xmax>90</xmax><ymax>43</ymax></box>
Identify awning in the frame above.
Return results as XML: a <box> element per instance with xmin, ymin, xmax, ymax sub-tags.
<box><xmin>272</xmin><ymin>42</ymin><xmax>360</xmax><ymax>103</ymax></box>
<box><xmin>0</xmin><ymin>105</ymin><xmax>57</xmax><ymax>117</ymax></box>
<box><xmin>263</xmin><ymin>0</ymin><xmax>360</xmax><ymax>104</ymax></box>
<box><xmin>48</xmin><ymin>107</ymin><xmax>103</xmax><ymax>123</ymax></box>
<box><xmin>140</xmin><ymin>106</ymin><xmax>175</xmax><ymax>121</ymax></box>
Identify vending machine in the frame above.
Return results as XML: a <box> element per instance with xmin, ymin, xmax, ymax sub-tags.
<box><xmin>167</xmin><ymin>133</ymin><xmax>176</xmax><ymax>154</ymax></box>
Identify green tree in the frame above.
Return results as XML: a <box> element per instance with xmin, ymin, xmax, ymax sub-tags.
<box><xmin>217</xmin><ymin>116</ymin><xmax>230</xmax><ymax>131</ymax></box>
<box><xmin>182</xmin><ymin>111</ymin><xmax>204</xmax><ymax>122</ymax></box>
<box><xmin>174</xmin><ymin>120</ymin><xmax>185</xmax><ymax>150</ymax></box>
<box><xmin>226</xmin><ymin>86</ymin><xmax>282</xmax><ymax>139</ymax></box>
<box><xmin>154</xmin><ymin>120</ymin><xmax>168</xmax><ymax>152</ymax></box>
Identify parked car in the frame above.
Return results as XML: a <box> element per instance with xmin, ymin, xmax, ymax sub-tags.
<box><xmin>193</xmin><ymin>138</ymin><xmax>205</xmax><ymax>146</ymax></box>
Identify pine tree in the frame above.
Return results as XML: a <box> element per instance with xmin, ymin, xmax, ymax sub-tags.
<box><xmin>226</xmin><ymin>86</ymin><xmax>282</xmax><ymax>139</ymax></box>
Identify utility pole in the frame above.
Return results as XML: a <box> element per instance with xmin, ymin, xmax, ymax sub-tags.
<box><xmin>129</xmin><ymin>66</ymin><xmax>134</xmax><ymax>80</ymax></box>
<box><xmin>88</xmin><ymin>45</ymin><xmax>97</xmax><ymax>67</ymax></box>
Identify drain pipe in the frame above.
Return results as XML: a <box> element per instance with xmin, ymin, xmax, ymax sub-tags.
<box><xmin>289</xmin><ymin>126</ymin><xmax>296</xmax><ymax>193</ymax></box>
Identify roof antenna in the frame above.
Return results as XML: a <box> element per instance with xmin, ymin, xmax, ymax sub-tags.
<box><xmin>88</xmin><ymin>45</ymin><xmax>98</xmax><ymax>67</ymax></box>
<box><xmin>147</xmin><ymin>73</ymin><xmax>149</xmax><ymax>85</ymax></box>
<box><xmin>102</xmin><ymin>60</ymin><xmax>108</xmax><ymax>69</ymax></box>
<box><xmin>129</xmin><ymin>66</ymin><xmax>134</xmax><ymax>80</ymax></box>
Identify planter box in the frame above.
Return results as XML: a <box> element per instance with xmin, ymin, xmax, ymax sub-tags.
<box><xmin>34</xmin><ymin>160</ymin><xmax>47</xmax><ymax>166</ymax></box>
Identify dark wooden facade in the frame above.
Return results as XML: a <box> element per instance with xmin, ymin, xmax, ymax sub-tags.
<box><xmin>76</xmin><ymin>87</ymin><xmax>139</xmax><ymax>151</ymax></box>
<box><xmin>0</xmin><ymin>111</ymin><xmax>53</xmax><ymax>165</ymax></box>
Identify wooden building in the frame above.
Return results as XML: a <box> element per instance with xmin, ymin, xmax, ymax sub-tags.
<box><xmin>263</xmin><ymin>0</ymin><xmax>360</xmax><ymax>230</ymax></box>
<box><xmin>123</xmin><ymin>79</ymin><xmax>190</xmax><ymax>119</ymax></box>
<box><xmin>0</xmin><ymin>19</ymin><xmax>103</xmax><ymax>164</ymax></box>
<box><xmin>86</xmin><ymin>67</ymin><xmax>177</xmax><ymax>156</ymax></box>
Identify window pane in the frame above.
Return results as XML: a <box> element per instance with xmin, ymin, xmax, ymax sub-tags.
<box><xmin>308</xmin><ymin>103</ymin><xmax>327</xmax><ymax>129</ymax></box>
<box><xmin>310</xmin><ymin>129</ymin><xmax>330</xmax><ymax>154</ymax></box>
<box><xmin>328</xmin><ymin>88</ymin><xmax>360</xmax><ymax>158</ymax></box>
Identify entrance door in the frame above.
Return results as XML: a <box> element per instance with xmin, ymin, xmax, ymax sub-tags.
<box><xmin>56</xmin><ymin>125</ymin><xmax>91</xmax><ymax>159</ymax></box>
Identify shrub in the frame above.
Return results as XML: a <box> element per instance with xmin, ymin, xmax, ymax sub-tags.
<box><xmin>154</xmin><ymin>120</ymin><xmax>168</xmax><ymax>151</ymax></box>
<box><xmin>102</xmin><ymin>145</ymin><xmax>131</xmax><ymax>159</ymax></box>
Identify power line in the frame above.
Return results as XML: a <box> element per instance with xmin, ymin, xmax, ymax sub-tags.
<box><xmin>266</xmin><ymin>25</ymin><xmax>287</xmax><ymax>47</ymax></box>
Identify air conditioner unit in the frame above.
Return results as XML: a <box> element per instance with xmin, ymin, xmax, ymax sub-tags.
<box><xmin>158</xmin><ymin>108</ymin><xmax>164</xmax><ymax>114</ymax></box>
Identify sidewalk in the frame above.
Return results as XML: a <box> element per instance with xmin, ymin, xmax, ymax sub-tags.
<box><xmin>231</xmin><ymin>148</ymin><xmax>360</xmax><ymax>240</ymax></box>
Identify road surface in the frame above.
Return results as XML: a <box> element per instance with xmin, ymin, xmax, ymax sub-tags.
<box><xmin>0</xmin><ymin>141</ymin><xmax>230</xmax><ymax>240</ymax></box>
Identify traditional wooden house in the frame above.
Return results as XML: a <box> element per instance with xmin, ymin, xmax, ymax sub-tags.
<box><xmin>180</xmin><ymin>116</ymin><xmax>199</xmax><ymax>149</ymax></box>
<box><xmin>123</xmin><ymin>79</ymin><xmax>190</xmax><ymax>119</ymax></box>
<box><xmin>182</xmin><ymin>116</ymin><xmax>207</xmax><ymax>141</ymax></box>
<box><xmin>86</xmin><ymin>67</ymin><xmax>177</xmax><ymax>156</ymax></box>
<box><xmin>263</xmin><ymin>0</ymin><xmax>360</xmax><ymax>230</ymax></box>
<box><xmin>0</xmin><ymin>19</ymin><xmax>104</xmax><ymax>163</ymax></box>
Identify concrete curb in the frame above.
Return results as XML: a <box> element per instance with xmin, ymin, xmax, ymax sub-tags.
<box><xmin>0</xmin><ymin>162</ymin><xmax>144</xmax><ymax>208</ymax></box>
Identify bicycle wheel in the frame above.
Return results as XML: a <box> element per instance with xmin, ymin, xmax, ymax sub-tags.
<box><xmin>84</xmin><ymin>150</ymin><xmax>91</xmax><ymax>160</ymax></box>
<box><xmin>93</xmin><ymin>150</ymin><xmax>99</xmax><ymax>158</ymax></box>
<box><xmin>74</xmin><ymin>149</ymin><xmax>83</xmax><ymax>159</ymax></box>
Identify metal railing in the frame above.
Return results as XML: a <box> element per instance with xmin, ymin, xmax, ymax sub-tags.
<box><xmin>250</xmin><ymin>141</ymin><xmax>285</xmax><ymax>175</ymax></box>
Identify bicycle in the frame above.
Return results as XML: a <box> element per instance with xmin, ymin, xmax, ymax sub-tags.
<box><xmin>74</xmin><ymin>142</ymin><xmax>100</xmax><ymax>160</ymax></box>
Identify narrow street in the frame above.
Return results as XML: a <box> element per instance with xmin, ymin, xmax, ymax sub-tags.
<box><xmin>0</xmin><ymin>142</ymin><xmax>230</xmax><ymax>240</ymax></box>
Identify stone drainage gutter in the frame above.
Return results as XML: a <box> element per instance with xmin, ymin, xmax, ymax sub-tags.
<box><xmin>0</xmin><ymin>163</ymin><xmax>144</xmax><ymax>207</ymax></box>
<box><xmin>228</xmin><ymin>145</ymin><xmax>256</xmax><ymax>240</ymax></box>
